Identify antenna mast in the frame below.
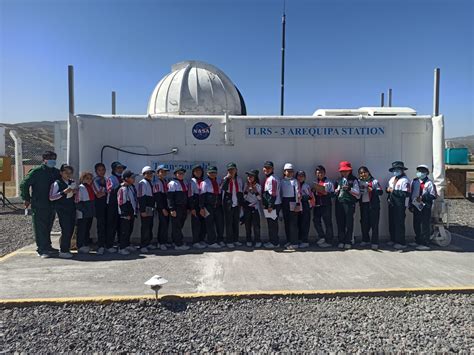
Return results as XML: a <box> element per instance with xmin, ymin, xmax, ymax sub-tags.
<box><xmin>280</xmin><ymin>0</ymin><xmax>286</xmax><ymax>116</ymax></box>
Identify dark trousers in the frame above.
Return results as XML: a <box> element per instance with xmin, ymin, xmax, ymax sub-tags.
<box><xmin>157</xmin><ymin>209</ymin><xmax>170</xmax><ymax>245</ymax></box>
<box><xmin>266</xmin><ymin>204</ymin><xmax>281</xmax><ymax>245</ymax></box>
<box><xmin>360</xmin><ymin>202</ymin><xmax>380</xmax><ymax>244</ymax></box>
<box><xmin>204</xmin><ymin>205</ymin><xmax>224</xmax><ymax>244</ymax></box>
<box><xmin>56</xmin><ymin>208</ymin><xmax>76</xmax><ymax>253</ymax></box>
<box><xmin>413</xmin><ymin>207</ymin><xmax>431</xmax><ymax>246</ymax></box>
<box><xmin>191</xmin><ymin>209</ymin><xmax>206</xmax><ymax>244</ymax></box>
<box><xmin>119</xmin><ymin>217</ymin><xmax>134</xmax><ymax>249</ymax></box>
<box><xmin>31</xmin><ymin>207</ymin><xmax>55</xmax><ymax>253</ymax></box>
<box><xmin>244</xmin><ymin>207</ymin><xmax>261</xmax><ymax>243</ymax></box>
<box><xmin>313</xmin><ymin>204</ymin><xmax>334</xmax><ymax>243</ymax></box>
<box><xmin>140</xmin><ymin>215</ymin><xmax>154</xmax><ymax>247</ymax></box>
<box><xmin>389</xmin><ymin>205</ymin><xmax>406</xmax><ymax>245</ymax></box>
<box><xmin>282</xmin><ymin>198</ymin><xmax>298</xmax><ymax>244</ymax></box>
<box><xmin>298</xmin><ymin>203</ymin><xmax>311</xmax><ymax>243</ymax></box>
<box><xmin>77</xmin><ymin>217</ymin><xmax>93</xmax><ymax>249</ymax></box>
<box><xmin>224</xmin><ymin>205</ymin><xmax>240</xmax><ymax>243</ymax></box>
<box><xmin>106</xmin><ymin>203</ymin><xmax>120</xmax><ymax>248</ymax></box>
<box><xmin>95</xmin><ymin>198</ymin><xmax>107</xmax><ymax>248</ymax></box>
<box><xmin>335</xmin><ymin>202</ymin><xmax>355</xmax><ymax>244</ymax></box>
<box><xmin>171</xmin><ymin>205</ymin><xmax>187</xmax><ymax>246</ymax></box>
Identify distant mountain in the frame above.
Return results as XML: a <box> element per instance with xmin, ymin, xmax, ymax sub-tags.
<box><xmin>446</xmin><ymin>135</ymin><xmax>474</xmax><ymax>154</ymax></box>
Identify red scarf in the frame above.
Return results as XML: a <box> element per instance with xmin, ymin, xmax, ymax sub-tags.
<box><xmin>419</xmin><ymin>180</ymin><xmax>425</xmax><ymax>196</ymax></box>
<box><xmin>85</xmin><ymin>183</ymin><xmax>95</xmax><ymax>201</ymax></box>
<box><xmin>177</xmin><ymin>179</ymin><xmax>187</xmax><ymax>192</ymax></box>
<box><xmin>229</xmin><ymin>178</ymin><xmax>239</xmax><ymax>194</ymax></box>
<box><xmin>161</xmin><ymin>179</ymin><xmax>168</xmax><ymax>192</ymax></box>
<box><xmin>211</xmin><ymin>178</ymin><xmax>219</xmax><ymax>195</ymax></box>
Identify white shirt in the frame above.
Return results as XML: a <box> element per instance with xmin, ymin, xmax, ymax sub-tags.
<box><xmin>263</xmin><ymin>174</ymin><xmax>281</xmax><ymax>205</ymax></box>
<box><xmin>243</xmin><ymin>182</ymin><xmax>262</xmax><ymax>209</ymax></box>
<box><xmin>280</xmin><ymin>177</ymin><xmax>300</xmax><ymax>200</ymax></box>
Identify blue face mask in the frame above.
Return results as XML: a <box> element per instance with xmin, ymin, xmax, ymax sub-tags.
<box><xmin>416</xmin><ymin>172</ymin><xmax>427</xmax><ymax>179</ymax></box>
<box><xmin>45</xmin><ymin>160</ymin><xmax>56</xmax><ymax>168</ymax></box>
<box><xmin>393</xmin><ymin>169</ymin><xmax>402</xmax><ymax>177</ymax></box>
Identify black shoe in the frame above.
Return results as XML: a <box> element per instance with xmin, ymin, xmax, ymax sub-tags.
<box><xmin>46</xmin><ymin>247</ymin><xmax>59</xmax><ymax>254</ymax></box>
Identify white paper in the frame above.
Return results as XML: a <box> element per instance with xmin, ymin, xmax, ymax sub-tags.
<box><xmin>412</xmin><ymin>199</ymin><xmax>425</xmax><ymax>212</ymax></box>
<box><xmin>264</xmin><ymin>209</ymin><xmax>277</xmax><ymax>220</ymax></box>
<box><xmin>203</xmin><ymin>208</ymin><xmax>210</xmax><ymax>218</ymax></box>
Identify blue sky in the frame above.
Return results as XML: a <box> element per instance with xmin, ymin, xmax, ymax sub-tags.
<box><xmin>0</xmin><ymin>0</ymin><xmax>472</xmax><ymax>137</ymax></box>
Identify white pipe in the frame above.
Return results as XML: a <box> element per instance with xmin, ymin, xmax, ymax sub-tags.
<box><xmin>9</xmin><ymin>130</ymin><xmax>23</xmax><ymax>197</ymax></box>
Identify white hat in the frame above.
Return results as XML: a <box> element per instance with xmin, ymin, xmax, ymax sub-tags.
<box><xmin>416</xmin><ymin>164</ymin><xmax>430</xmax><ymax>171</ymax></box>
<box><xmin>283</xmin><ymin>163</ymin><xmax>294</xmax><ymax>170</ymax></box>
<box><xmin>141</xmin><ymin>166</ymin><xmax>155</xmax><ymax>174</ymax></box>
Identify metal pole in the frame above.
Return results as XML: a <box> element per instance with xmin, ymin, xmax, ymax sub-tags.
<box><xmin>388</xmin><ymin>88</ymin><xmax>392</xmax><ymax>107</ymax></box>
<box><xmin>433</xmin><ymin>68</ymin><xmax>440</xmax><ymax>116</ymax></box>
<box><xmin>68</xmin><ymin>65</ymin><xmax>75</xmax><ymax>115</ymax></box>
<box><xmin>380</xmin><ymin>93</ymin><xmax>385</xmax><ymax>107</ymax></box>
<box><xmin>280</xmin><ymin>1</ymin><xmax>286</xmax><ymax>116</ymax></box>
<box><xmin>112</xmin><ymin>91</ymin><xmax>116</xmax><ymax>115</ymax></box>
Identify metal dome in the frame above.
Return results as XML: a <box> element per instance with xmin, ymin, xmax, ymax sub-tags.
<box><xmin>147</xmin><ymin>60</ymin><xmax>246</xmax><ymax>116</ymax></box>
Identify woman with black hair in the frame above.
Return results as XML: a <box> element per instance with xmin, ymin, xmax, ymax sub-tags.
<box><xmin>243</xmin><ymin>169</ymin><xmax>262</xmax><ymax>247</ymax></box>
<box><xmin>189</xmin><ymin>165</ymin><xmax>207</xmax><ymax>249</ymax></box>
<box><xmin>358</xmin><ymin>166</ymin><xmax>383</xmax><ymax>250</ymax></box>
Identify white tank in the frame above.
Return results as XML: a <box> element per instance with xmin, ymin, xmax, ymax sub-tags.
<box><xmin>147</xmin><ymin>61</ymin><xmax>246</xmax><ymax>116</ymax></box>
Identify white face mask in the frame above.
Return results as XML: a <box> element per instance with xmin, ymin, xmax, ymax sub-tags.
<box><xmin>416</xmin><ymin>172</ymin><xmax>427</xmax><ymax>179</ymax></box>
<box><xmin>393</xmin><ymin>170</ymin><xmax>402</xmax><ymax>177</ymax></box>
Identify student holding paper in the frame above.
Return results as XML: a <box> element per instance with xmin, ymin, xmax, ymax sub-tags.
<box><xmin>243</xmin><ymin>169</ymin><xmax>262</xmax><ymax>247</ymax></box>
<box><xmin>296</xmin><ymin>171</ymin><xmax>312</xmax><ymax>249</ymax></box>
<box><xmin>311</xmin><ymin>165</ymin><xmax>334</xmax><ymax>248</ymax></box>
<box><xmin>280</xmin><ymin>163</ymin><xmax>301</xmax><ymax>250</ymax></box>
<box><xmin>262</xmin><ymin>161</ymin><xmax>282</xmax><ymax>248</ymax></box>
<box><xmin>409</xmin><ymin>164</ymin><xmax>437</xmax><ymax>251</ymax></box>
<box><xmin>189</xmin><ymin>165</ymin><xmax>207</xmax><ymax>249</ymax></box>
<box><xmin>221</xmin><ymin>162</ymin><xmax>244</xmax><ymax>248</ymax></box>
<box><xmin>199</xmin><ymin>166</ymin><xmax>225</xmax><ymax>249</ymax></box>
<box><xmin>137</xmin><ymin>166</ymin><xmax>156</xmax><ymax>253</ymax></box>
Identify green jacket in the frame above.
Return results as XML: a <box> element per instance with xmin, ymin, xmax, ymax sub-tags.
<box><xmin>20</xmin><ymin>164</ymin><xmax>61</xmax><ymax>209</ymax></box>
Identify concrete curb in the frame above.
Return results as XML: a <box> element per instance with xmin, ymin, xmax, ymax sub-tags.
<box><xmin>1</xmin><ymin>286</ymin><xmax>473</xmax><ymax>307</ymax></box>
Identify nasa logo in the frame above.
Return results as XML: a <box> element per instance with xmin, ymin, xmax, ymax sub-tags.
<box><xmin>192</xmin><ymin>122</ymin><xmax>212</xmax><ymax>140</ymax></box>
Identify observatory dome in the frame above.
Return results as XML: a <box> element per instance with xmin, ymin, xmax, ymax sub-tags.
<box><xmin>147</xmin><ymin>61</ymin><xmax>246</xmax><ymax>116</ymax></box>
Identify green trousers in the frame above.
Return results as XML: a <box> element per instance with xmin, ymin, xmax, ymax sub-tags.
<box><xmin>32</xmin><ymin>207</ymin><xmax>55</xmax><ymax>253</ymax></box>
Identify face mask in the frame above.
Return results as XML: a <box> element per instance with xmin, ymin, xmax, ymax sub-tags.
<box><xmin>393</xmin><ymin>170</ymin><xmax>402</xmax><ymax>177</ymax></box>
<box><xmin>45</xmin><ymin>160</ymin><xmax>56</xmax><ymax>168</ymax></box>
<box><xmin>416</xmin><ymin>172</ymin><xmax>427</xmax><ymax>179</ymax></box>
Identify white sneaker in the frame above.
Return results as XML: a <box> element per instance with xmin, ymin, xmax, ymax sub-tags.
<box><xmin>126</xmin><ymin>246</ymin><xmax>136</xmax><ymax>252</ymax></box>
<box><xmin>371</xmin><ymin>244</ymin><xmax>379</xmax><ymax>251</ymax></box>
<box><xmin>255</xmin><ymin>242</ymin><xmax>262</xmax><ymax>248</ymax></box>
<box><xmin>193</xmin><ymin>242</ymin><xmax>205</xmax><ymax>249</ymax></box>
<box><xmin>337</xmin><ymin>243</ymin><xmax>344</xmax><ymax>249</ymax></box>
<box><xmin>394</xmin><ymin>243</ymin><xmax>407</xmax><ymax>250</ymax></box>
<box><xmin>118</xmin><ymin>249</ymin><xmax>130</xmax><ymax>255</ymax></box>
<box><xmin>288</xmin><ymin>244</ymin><xmax>299</xmax><ymax>250</ymax></box>
<box><xmin>416</xmin><ymin>245</ymin><xmax>431</xmax><ymax>251</ymax></box>
<box><xmin>299</xmin><ymin>242</ymin><xmax>309</xmax><ymax>249</ymax></box>
<box><xmin>284</xmin><ymin>242</ymin><xmax>291</xmax><ymax>248</ymax></box>
<box><xmin>235</xmin><ymin>242</ymin><xmax>243</xmax><ymax>247</ymax></box>
<box><xmin>318</xmin><ymin>242</ymin><xmax>331</xmax><ymax>248</ymax></box>
<box><xmin>359</xmin><ymin>242</ymin><xmax>369</xmax><ymax>247</ymax></box>
<box><xmin>208</xmin><ymin>243</ymin><xmax>221</xmax><ymax>249</ymax></box>
<box><xmin>96</xmin><ymin>247</ymin><xmax>105</xmax><ymax>255</ymax></box>
<box><xmin>107</xmin><ymin>247</ymin><xmax>117</xmax><ymax>253</ymax></box>
<box><xmin>39</xmin><ymin>252</ymin><xmax>51</xmax><ymax>258</ymax></box>
<box><xmin>386</xmin><ymin>241</ymin><xmax>395</xmax><ymax>246</ymax></box>
<box><xmin>408</xmin><ymin>242</ymin><xmax>419</xmax><ymax>247</ymax></box>
<box><xmin>175</xmin><ymin>245</ymin><xmax>190</xmax><ymax>251</ymax></box>
<box><xmin>160</xmin><ymin>244</ymin><xmax>168</xmax><ymax>251</ymax></box>
<box><xmin>198</xmin><ymin>242</ymin><xmax>208</xmax><ymax>248</ymax></box>
<box><xmin>226</xmin><ymin>243</ymin><xmax>235</xmax><ymax>248</ymax></box>
<box><xmin>147</xmin><ymin>244</ymin><xmax>158</xmax><ymax>250</ymax></box>
<box><xmin>59</xmin><ymin>252</ymin><xmax>73</xmax><ymax>259</ymax></box>
<box><xmin>264</xmin><ymin>242</ymin><xmax>276</xmax><ymax>249</ymax></box>
<box><xmin>344</xmin><ymin>244</ymin><xmax>352</xmax><ymax>249</ymax></box>
<box><xmin>246</xmin><ymin>242</ymin><xmax>253</xmax><ymax>247</ymax></box>
<box><xmin>78</xmin><ymin>246</ymin><xmax>90</xmax><ymax>254</ymax></box>
<box><xmin>140</xmin><ymin>247</ymin><xmax>149</xmax><ymax>253</ymax></box>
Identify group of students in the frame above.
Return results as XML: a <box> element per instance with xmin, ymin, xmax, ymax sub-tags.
<box><xmin>20</xmin><ymin>151</ymin><xmax>437</xmax><ymax>259</ymax></box>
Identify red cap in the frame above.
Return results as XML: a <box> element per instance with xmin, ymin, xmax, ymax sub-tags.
<box><xmin>338</xmin><ymin>161</ymin><xmax>353</xmax><ymax>172</ymax></box>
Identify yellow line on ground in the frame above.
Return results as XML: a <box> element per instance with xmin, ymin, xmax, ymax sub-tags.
<box><xmin>1</xmin><ymin>286</ymin><xmax>473</xmax><ymax>306</ymax></box>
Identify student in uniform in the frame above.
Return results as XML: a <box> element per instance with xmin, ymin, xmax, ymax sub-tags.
<box><xmin>167</xmin><ymin>167</ymin><xmax>190</xmax><ymax>251</ymax></box>
<box><xmin>242</xmin><ymin>169</ymin><xmax>262</xmax><ymax>247</ymax></box>
<box><xmin>92</xmin><ymin>163</ymin><xmax>107</xmax><ymax>255</ymax></box>
<box><xmin>334</xmin><ymin>161</ymin><xmax>360</xmax><ymax>249</ymax></box>
<box><xmin>386</xmin><ymin>161</ymin><xmax>411</xmax><ymax>250</ymax></box>
<box><xmin>154</xmin><ymin>165</ymin><xmax>170</xmax><ymax>251</ymax></box>
<box><xmin>311</xmin><ymin>165</ymin><xmax>334</xmax><ymax>248</ymax></box>
<box><xmin>49</xmin><ymin>164</ymin><xmax>77</xmax><ymax>259</ymax></box>
<box><xmin>117</xmin><ymin>170</ymin><xmax>138</xmax><ymax>255</ymax></box>
<box><xmin>106</xmin><ymin>161</ymin><xmax>126</xmax><ymax>253</ymax></box>
<box><xmin>296</xmin><ymin>171</ymin><xmax>312</xmax><ymax>249</ymax></box>
<box><xmin>357</xmin><ymin>166</ymin><xmax>383</xmax><ymax>250</ymax></box>
<box><xmin>137</xmin><ymin>166</ymin><xmax>156</xmax><ymax>253</ymax></box>
<box><xmin>409</xmin><ymin>164</ymin><xmax>437</xmax><ymax>251</ymax></box>
<box><xmin>75</xmin><ymin>171</ymin><xmax>96</xmax><ymax>254</ymax></box>
<box><xmin>189</xmin><ymin>165</ymin><xmax>207</xmax><ymax>249</ymax></box>
<box><xmin>199</xmin><ymin>166</ymin><xmax>225</xmax><ymax>249</ymax></box>
<box><xmin>280</xmin><ymin>163</ymin><xmax>301</xmax><ymax>250</ymax></box>
<box><xmin>221</xmin><ymin>162</ymin><xmax>244</xmax><ymax>248</ymax></box>
<box><xmin>262</xmin><ymin>161</ymin><xmax>282</xmax><ymax>248</ymax></box>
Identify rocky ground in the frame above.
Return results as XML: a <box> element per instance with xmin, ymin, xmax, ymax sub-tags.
<box><xmin>1</xmin><ymin>293</ymin><xmax>472</xmax><ymax>353</ymax></box>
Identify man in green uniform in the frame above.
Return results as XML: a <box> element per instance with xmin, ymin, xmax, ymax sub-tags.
<box><xmin>20</xmin><ymin>151</ymin><xmax>61</xmax><ymax>258</ymax></box>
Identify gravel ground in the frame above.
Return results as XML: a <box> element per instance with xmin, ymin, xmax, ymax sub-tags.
<box><xmin>1</xmin><ymin>293</ymin><xmax>472</xmax><ymax>353</ymax></box>
<box><xmin>447</xmin><ymin>198</ymin><xmax>474</xmax><ymax>239</ymax></box>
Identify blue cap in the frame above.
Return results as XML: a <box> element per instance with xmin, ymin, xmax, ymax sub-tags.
<box><xmin>156</xmin><ymin>164</ymin><xmax>169</xmax><ymax>172</ymax></box>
